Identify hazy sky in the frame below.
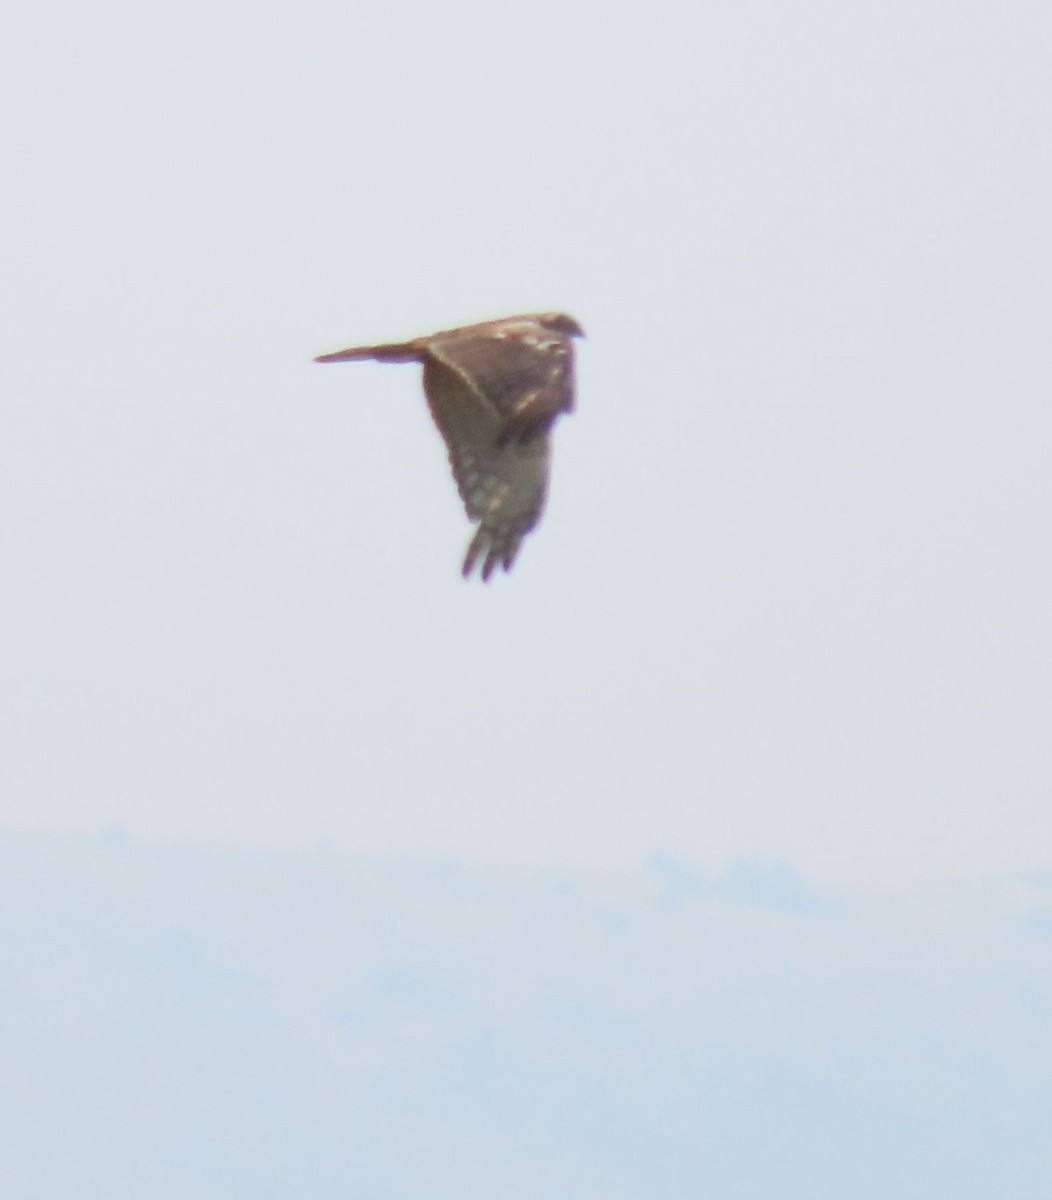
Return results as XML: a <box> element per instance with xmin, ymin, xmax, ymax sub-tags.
<box><xmin>3</xmin><ymin>832</ymin><xmax>1051</xmax><ymax>1199</ymax></box>
<box><xmin>4</xmin><ymin>6</ymin><xmax>1052</xmax><ymax>1195</ymax></box>
<box><xmin>3</xmin><ymin>1</ymin><xmax>1051</xmax><ymax>886</ymax></box>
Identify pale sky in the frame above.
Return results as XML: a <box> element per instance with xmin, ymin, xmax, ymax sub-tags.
<box><xmin>4</xmin><ymin>4</ymin><xmax>1052</xmax><ymax>1195</ymax></box>
<box><xmin>3</xmin><ymin>0</ymin><xmax>1051</xmax><ymax>888</ymax></box>
<box><xmin>3</xmin><ymin>832</ymin><xmax>1051</xmax><ymax>1199</ymax></box>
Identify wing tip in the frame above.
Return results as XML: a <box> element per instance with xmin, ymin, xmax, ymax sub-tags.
<box><xmin>462</xmin><ymin>528</ymin><xmax>521</xmax><ymax>582</ymax></box>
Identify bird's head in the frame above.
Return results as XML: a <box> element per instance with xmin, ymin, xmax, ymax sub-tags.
<box><xmin>538</xmin><ymin>312</ymin><xmax>585</xmax><ymax>338</ymax></box>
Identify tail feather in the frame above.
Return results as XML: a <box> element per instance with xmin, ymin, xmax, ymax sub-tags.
<box><xmin>314</xmin><ymin>341</ymin><xmax>421</xmax><ymax>364</ymax></box>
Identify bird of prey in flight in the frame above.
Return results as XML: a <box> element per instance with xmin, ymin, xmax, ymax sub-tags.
<box><xmin>315</xmin><ymin>312</ymin><xmax>584</xmax><ymax>581</ymax></box>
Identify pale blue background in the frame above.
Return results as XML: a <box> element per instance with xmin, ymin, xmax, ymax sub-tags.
<box><xmin>2</xmin><ymin>832</ymin><xmax>1051</xmax><ymax>1198</ymax></box>
<box><xmin>2</xmin><ymin>0</ymin><xmax>1051</xmax><ymax>1193</ymax></box>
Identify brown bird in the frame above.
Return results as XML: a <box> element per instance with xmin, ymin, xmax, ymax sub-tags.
<box><xmin>315</xmin><ymin>312</ymin><xmax>584</xmax><ymax>581</ymax></box>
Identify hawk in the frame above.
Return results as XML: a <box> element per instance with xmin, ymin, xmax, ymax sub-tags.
<box><xmin>315</xmin><ymin>312</ymin><xmax>584</xmax><ymax>581</ymax></box>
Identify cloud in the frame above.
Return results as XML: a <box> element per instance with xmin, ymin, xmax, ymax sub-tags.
<box><xmin>2</xmin><ymin>831</ymin><xmax>1051</xmax><ymax>1198</ymax></box>
<box><xmin>646</xmin><ymin>853</ymin><xmax>841</xmax><ymax>916</ymax></box>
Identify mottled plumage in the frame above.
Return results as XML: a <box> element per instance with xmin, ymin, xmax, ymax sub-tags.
<box><xmin>315</xmin><ymin>312</ymin><xmax>583</xmax><ymax>580</ymax></box>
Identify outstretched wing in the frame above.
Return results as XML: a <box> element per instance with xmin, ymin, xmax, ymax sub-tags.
<box><xmin>422</xmin><ymin>358</ymin><xmax>550</xmax><ymax>581</ymax></box>
<box><xmin>426</xmin><ymin>317</ymin><xmax>576</xmax><ymax>446</ymax></box>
